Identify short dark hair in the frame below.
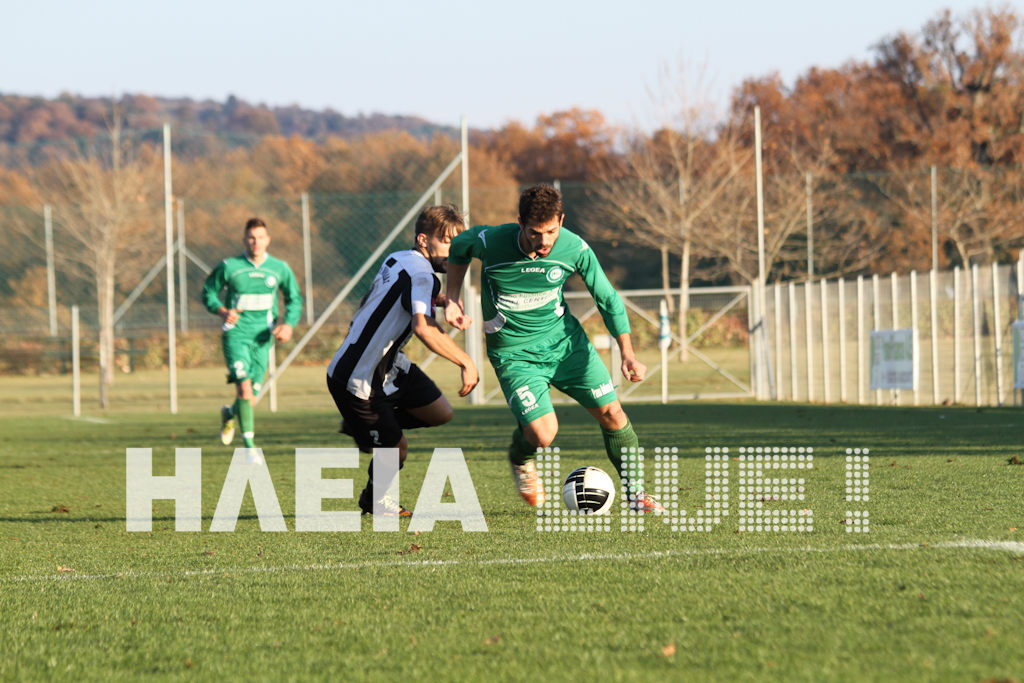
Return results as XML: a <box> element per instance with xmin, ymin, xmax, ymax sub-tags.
<box><xmin>244</xmin><ymin>217</ymin><xmax>267</xmax><ymax>233</ymax></box>
<box><xmin>415</xmin><ymin>204</ymin><xmax>465</xmax><ymax>240</ymax></box>
<box><xmin>518</xmin><ymin>185</ymin><xmax>563</xmax><ymax>227</ymax></box>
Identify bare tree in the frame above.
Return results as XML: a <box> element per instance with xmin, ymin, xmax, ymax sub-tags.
<box><xmin>34</xmin><ymin>110</ymin><xmax>162</xmax><ymax>408</ymax></box>
<box><xmin>697</xmin><ymin>137</ymin><xmax>846</xmax><ymax>285</ymax></box>
<box><xmin>597</xmin><ymin>61</ymin><xmax>752</xmax><ymax>358</ymax></box>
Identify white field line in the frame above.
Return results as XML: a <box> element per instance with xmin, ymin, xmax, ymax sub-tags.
<box><xmin>2</xmin><ymin>539</ymin><xmax>1022</xmax><ymax>585</ymax></box>
<box><xmin>63</xmin><ymin>416</ymin><xmax>113</xmax><ymax>424</ymax></box>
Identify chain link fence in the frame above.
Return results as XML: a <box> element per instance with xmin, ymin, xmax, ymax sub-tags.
<box><xmin>3</xmin><ymin>127</ymin><xmax>1024</xmax><ymax>413</ymax></box>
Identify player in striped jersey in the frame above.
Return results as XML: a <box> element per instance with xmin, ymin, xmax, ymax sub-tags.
<box><xmin>202</xmin><ymin>217</ymin><xmax>303</xmax><ymax>464</ymax></box>
<box><xmin>327</xmin><ymin>205</ymin><xmax>478</xmax><ymax>516</ymax></box>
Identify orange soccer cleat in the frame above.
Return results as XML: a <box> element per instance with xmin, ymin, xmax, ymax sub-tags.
<box><xmin>629</xmin><ymin>492</ymin><xmax>666</xmax><ymax>513</ymax></box>
<box><xmin>509</xmin><ymin>460</ymin><xmax>546</xmax><ymax>507</ymax></box>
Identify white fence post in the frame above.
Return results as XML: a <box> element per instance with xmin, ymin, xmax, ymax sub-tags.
<box><xmin>872</xmin><ymin>274</ymin><xmax>881</xmax><ymax>404</ymax></box>
<box><xmin>1017</xmin><ymin>253</ymin><xmax>1024</xmax><ymax>406</ymax></box>
<box><xmin>857</xmin><ymin>275</ymin><xmax>865</xmax><ymax>405</ymax></box>
<box><xmin>773</xmin><ymin>284</ymin><xmax>782</xmax><ymax>401</ymax></box>
<box><xmin>930</xmin><ymin>268</ymin><xmax>940</xmax><ymax>405</ymax></box>
<box><xmin>971</xmin><ymin>264</ymin><xmax>982</xmax><ymax>406</ymax></box>
<box><xmin>838</xmin><ymin>277</ymin><xmax>847</xmax><ymax>403</ymax></box>
<box><xmin>954</xmin><ymin>266</ymin><xmax>961</xmax><ymax>404</ymax></box>
<box><xmin>163</xmin><ymin>122</ymin><xmax>178</xmax><ymax>415</ymax></box>
<box><xmin>804</xmin><ymin>281</ymin><xmax>814</xmax><ymax>401</ymax></box>
<box><xmin>891</xmin><ymin>272</ymin><xmax>899</xmax><ymax>405</ymax></box>
<box><xmin>910</xmin><ymin>271</ymin><xmax>919</xmax><ymax>406</ymax></box>
<box><xmin>71</xmin><ymin>305</ymin><xmax>81</xmax><ymax>417</ymax></box>
<box><xmin>788</xmin><ymin>282</ymin><xmax>797</xmax><ymax>400</ymax></box>
<box><xmin>993</xmin><ymin>263</ymin><xmax>1004</xmax><ymax>406</ymax></box>
<box><xmin>659</xmin><ymin>299</ymin><xmax>669</xmax><ymax>404</ymax></box>
<box><xmin>820</xmin><ymin>279</ymin><xmax>830</xmax><ymax>403</ymax></box>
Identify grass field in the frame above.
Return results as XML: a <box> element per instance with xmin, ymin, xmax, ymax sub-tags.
<box><xmin>1</xmin><ymin>398</ymin><xmax>1023</xmax><ymax>681</ymax></box>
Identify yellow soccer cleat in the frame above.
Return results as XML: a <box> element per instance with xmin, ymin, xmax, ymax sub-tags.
<box><xmin>219</xmin><ymin>405</ymin><xmax>236</xmax><ymax>446</ymax></box>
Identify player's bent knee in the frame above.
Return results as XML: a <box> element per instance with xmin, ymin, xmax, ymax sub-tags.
<box><xmin>535</xmin><ymin>433</ymin><xmax>556</xmax><ymax>449</ymax></box>
<box><xmin>523</xmin><ymin>419</ymin><xmax>558</xmax><ymax>449</ymax></box>
<box><xmin>238</xmin><ymin>380</ymin><xmax>254</xmax><ymax>400</ymax></box>
<box><xmin>434</xmin><ymin>405</ymin><xmax>454</xmax><ymax>425</ymax></box>
<box><xmin>595</xmin><ymin>402</ymin><xmax>628</xmax><ymax>430</ymax></box>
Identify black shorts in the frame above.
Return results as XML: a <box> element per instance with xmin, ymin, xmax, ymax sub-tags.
<box><xmin>326</xmin><ymin>364</ymin><xmax>442</xmax><ymax>453</ymax></box>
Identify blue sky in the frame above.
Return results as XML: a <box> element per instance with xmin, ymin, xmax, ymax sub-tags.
<box><xmin>2</xmin><ymin>1</ymin><xmax>1014</xmax><ymax>130</ymax></box>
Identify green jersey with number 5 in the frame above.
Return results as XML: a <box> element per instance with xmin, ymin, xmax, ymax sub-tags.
<box><xmin>448</xmin><ymin>223</ymin><xmax>629</xmax><ymax>354</ymax></box>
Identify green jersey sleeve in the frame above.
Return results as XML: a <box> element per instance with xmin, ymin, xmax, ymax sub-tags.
<box><xmin>576</xmin><ymin>239</ymin><xmax>630</xmax><ymax>337</ymax></box>
<box><xmin>278</xmin><ymin>263</ymin><xmax>303</xmax><ymax>327</ymax></box>
<box><xmin>448</xmin><ymin>225</ymin><xmax>486</xmax><ymax>265</ymax></box>
<box><xmin>202</xmin><ymin>260</ymin><xmax>229</xmax><ymax>314</ymax></box>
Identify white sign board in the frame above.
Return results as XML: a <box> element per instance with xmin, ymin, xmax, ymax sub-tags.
<box><xmin>869</xmin><ymin>328</ymin><xmax>917</xmax><ymax>390</ymax></box>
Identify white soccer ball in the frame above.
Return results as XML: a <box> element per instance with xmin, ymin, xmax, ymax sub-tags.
<box><xmin>562</xmin><ymin>466</ymin><xmax>615</xmax><ymax>514</ymax></box>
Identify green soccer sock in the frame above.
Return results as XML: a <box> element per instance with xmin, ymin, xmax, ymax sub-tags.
<box><xmin>602</xmin><ymin>420</ymin><xmax>643</xmax><ymax>496</ymax></box>
<box><xmin>507</xmin><ymin>426</ymin><xmax>537</xmax><ymax>466</ymax></box>
<box><xmin>235</xmin><ymin>397</ymin><xmax>255</xmax><ymax>448</ymax></box>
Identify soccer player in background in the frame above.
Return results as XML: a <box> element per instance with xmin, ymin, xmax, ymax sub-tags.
<box><xmin>444</xmin><ymin>184</ymin><xmax>663</xmax><ymax>512</ymax></box>
<box><xmin>202</xmin><ymin>217</ymin><xmax>303</xmax><ymax>465</ymax></box>
<box><xmin>327</xmin><ymin>205</ymin><xmax>478</xmax><ymax>516</ymax></box>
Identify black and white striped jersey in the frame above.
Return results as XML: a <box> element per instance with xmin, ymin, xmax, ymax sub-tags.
<box><xmin>327</xmin><ymin>249</ymin><xmax>440</xmax><ymax>399</ymax></box>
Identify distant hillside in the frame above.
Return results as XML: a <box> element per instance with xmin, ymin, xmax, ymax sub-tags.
<box><xmin>0</xmin><ymin>92</ymin><xmax>456</xmax><ymax>150</ymax></box>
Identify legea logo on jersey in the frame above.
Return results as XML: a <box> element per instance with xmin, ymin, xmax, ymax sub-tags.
<box><xmin>546</xmin><ymin>267</ymin><xmax>564</xmax><ymax>283</ymax></box>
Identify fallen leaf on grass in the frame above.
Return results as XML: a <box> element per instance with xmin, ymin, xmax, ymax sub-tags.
<box><xmin>51</xmin><ymin>504</ymin><xmax>70</xmax><ymax>513</ymax></box>
<box><xmin>57</xmin><ymin>565</ymin><xmax>75</xmax><ymax>573</ymax></box>
<box><xmin>398</xmin><ymin>543</ymin><xmax>423</xmax><ymax>556</ymax></box>
<box><xmin>661</xmin><ymin>642</ymin><xmax>676</xmax><ymax>658</ymax></box>
<box><xmin>484</xmin><ymin>635</ymin><xmax>501</xmax><ymax>645</ymax></box>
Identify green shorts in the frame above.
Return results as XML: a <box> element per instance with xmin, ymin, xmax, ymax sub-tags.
<box><xmin>490</xmin><ymin>327</ymin><xmax>617</xmax><ymax>426</ymax></box>
<box><xmin>222</xmin><ymin>326</ymin><xmax>273</xmax><ymax>392</ymax></box>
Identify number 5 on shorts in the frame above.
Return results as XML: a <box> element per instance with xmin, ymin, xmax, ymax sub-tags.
<box><xmin>515</xmin><ymin>385</ymin><xmax>537</xmax><ymax>408</ymax></box>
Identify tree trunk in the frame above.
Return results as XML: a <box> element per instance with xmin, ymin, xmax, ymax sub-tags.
<box><xmin>678</xmin><ymin>238</ymin><xmax>690</xmax><ymax>362</ymax></box>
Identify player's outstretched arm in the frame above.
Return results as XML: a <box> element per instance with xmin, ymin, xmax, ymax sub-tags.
<box><xmin>617</xmin><ymin>333</ymin><xmax>646</xmax><ymax>383</ymax></box>
<box><xmin>443</xmin><ymin>262</ymin><xmax>473</xmax><ymax>330</ymax></box>
<box><xmin>412</xmin><ymin>313</ymin><xmax>479</xmax><ymax>396</ymax></box>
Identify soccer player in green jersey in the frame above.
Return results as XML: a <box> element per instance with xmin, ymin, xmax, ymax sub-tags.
<box><xmin>202</xmin><ymin>217</ymin><xmax>303</xmax><ymax>464</ymax></box>
<box><xmin>444</xmin><ymin>185</ymin><xmax>663</xmax><ymax>512</ymax></box>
